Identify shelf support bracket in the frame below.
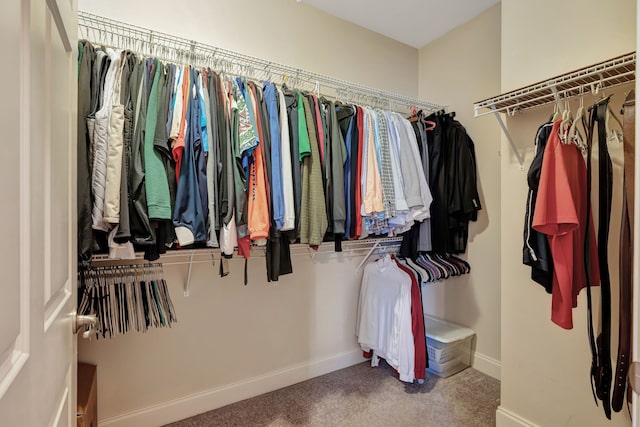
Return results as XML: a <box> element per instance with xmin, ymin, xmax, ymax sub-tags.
<box><xmin>184</xmin><ymin>251</ymin><xmax>194</xmax><ymax>297</ymax></box>
<box><xmin>491</xmin><ymin>105</ymin><xmax>525</xmax><ymax>170</ymax></box>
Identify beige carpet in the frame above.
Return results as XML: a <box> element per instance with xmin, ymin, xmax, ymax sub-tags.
<box><xmin>166</xmin><ymin>361</ymin><xmax>500</xmax><ymax>427</ymax></box>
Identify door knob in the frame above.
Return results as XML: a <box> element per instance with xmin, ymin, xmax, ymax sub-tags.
<box><xmin>73</xmin><ymin>314</ymin><xmax>97</xmax><ymax>339</ymax></box>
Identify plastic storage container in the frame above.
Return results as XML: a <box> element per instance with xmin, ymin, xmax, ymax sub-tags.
<box><xmin>424</xmin><ymin>315</ymin><xmax>475</xmax><ymax>378</ymax></box>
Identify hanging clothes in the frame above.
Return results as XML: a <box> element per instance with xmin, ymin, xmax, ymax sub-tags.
<box><xmin>522</xmin><ymin>121</ymin><xmax>555</xmax><ymax>292</ymax></box>
<box><xmin>276</xmin><ymin>85</ymin><xmax>296</xmax><ymax>232</ymax></box>
<box><xmin>299</xmin><ymin>95</ymin><xmax>328</xmax><ymax>248</ymax></box>
<box><xmin>78</xmin><ymin>39</ymin><xmax>477</xmax><ymax>285</ymax></box>
<box><xmin>77</xmin><ymin>40</ymin><xmax>96</xmax><ymax>265</ymax></box>
<box><xmin>172</xmin><ymin>67</ymin><xmax>207</xmax><ymax>246</ymax></box>
<box><xmin>129</xmin><ymin>57</ymin><xmax>155</xmax><ymax>247</ymax></box>
<box><xmin>78</xmin><ymin>263</ymin><xmax>177</xmax><ymax>339</ymax></box>
<box><xmin>91</xmin><ymin>48</ymin><xmax>121</xmax><ymax>232</ymax></box>
<box><xmin>357</xmin><ymin>254</ymin><xmax>415</xmax><ymax>383</ymax></box>
<box><xmin>532</xmin><ymin>119</ymin><xmax>600</xmax><ymax>330</ymax></box>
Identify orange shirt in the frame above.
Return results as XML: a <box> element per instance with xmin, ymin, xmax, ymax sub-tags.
<box><xmin>533</xmin><ymin>120</ymin><xmax>600</xmax><ymax>329</ymax></box>
<box><xmin>172</xmin><ymin>66</ymin><xmax>190</xmax><ymax>181</ymax></box>
<box><xmin>246</xmin><ymin>83</ymin><xmax>270</xmax><ymax>241</ymax></box>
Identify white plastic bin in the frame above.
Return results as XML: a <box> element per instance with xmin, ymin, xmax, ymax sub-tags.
<box><xmin>424</xmin><ymin>315</ymin><xmax>475</xmax><ymax>377</ymax></box>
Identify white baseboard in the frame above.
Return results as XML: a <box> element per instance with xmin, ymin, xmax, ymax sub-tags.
<box><xmin>99</xmin><ymin>350</ymin><xmax>367</xmax><ymax>427</ymax></box>
<box><xmin>472</xmin><ymin>351</ymin><xmax>501</xmax><ymax>380</ymax></box>
<box><xmin>496</xmin><ymin>406</ymin><xmax>538</xmax><ymax>427</ymax></box>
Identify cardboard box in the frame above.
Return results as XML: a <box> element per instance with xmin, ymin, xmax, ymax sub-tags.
<box><xmin>77</xmin><ymin>363</ymin><xmax>97</xmax><ymax>427</ymax></box>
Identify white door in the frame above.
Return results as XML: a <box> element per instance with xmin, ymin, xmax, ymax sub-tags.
<box><xmin>0</xmin><ymin>0</ymin><xmax>78</xmax><ymax>426</ymax></box>
<box><xmin>634</xmin><ymin>4</ymin><xmax>640</xmax><ymax>426</ymax></box>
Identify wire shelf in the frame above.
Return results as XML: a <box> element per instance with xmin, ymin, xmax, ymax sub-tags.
<box><xmin>90</xmin><ymin>237</ymin><xmax>403</xmax><ymax>267</ymax></box>
<box><xmin>474</xmin><ymin>52</ymin><xmax>635</xmax><ymax>117</ymax></box>
<box><xmin>78</xmin><ymin>11</ymin><xmax>444</xmax><ymax>114</ymax></box>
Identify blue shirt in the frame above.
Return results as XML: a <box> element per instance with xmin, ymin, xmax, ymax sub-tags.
<box><xmin>263</xmin><ymin>82</ymin><xmax>285</xmax><ymax>230</ymax></box>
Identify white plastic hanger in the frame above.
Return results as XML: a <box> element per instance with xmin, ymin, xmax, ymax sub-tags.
<box><xmin>568</xmin><ymin>87</ymin><xmax>587</xmax><ymax>150</ymax></box>
<box><xmin>551</xmin><ymin>87</ymin><xmax>563</xmax><ymax>121</ymax></box>
<box><xmin>559</xmin><ymin>95</ymin><xmax>573</xmax><ymax>143</ymax></box>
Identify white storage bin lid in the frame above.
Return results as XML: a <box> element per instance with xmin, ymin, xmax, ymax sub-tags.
<box><xmin>424</xmin><ymin>315</ymin><xmax>475</xmax><ymax>343</ymax></box>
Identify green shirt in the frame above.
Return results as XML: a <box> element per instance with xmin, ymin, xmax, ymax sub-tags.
<box><xmin>297</xmin><ymin>92</ymin><xmax>311</xmax><ymax>161</ymax></box>
<box><xmin>144</xmin><ymin>59</ymin><xmax>172</xmax><ymax>219</ymax></box>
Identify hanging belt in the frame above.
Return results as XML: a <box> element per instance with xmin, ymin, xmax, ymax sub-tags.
<box><xmin>612</xmin><ymin>90</ymin><xmax>635</xmax><ymax>412</ymax></box>
<box><xmin>586</xmin><ymin>97</ymin><xmax>613</xmax><ymax>419</ymax></box>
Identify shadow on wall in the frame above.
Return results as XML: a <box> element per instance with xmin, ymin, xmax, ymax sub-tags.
<box><xmin>468</xmin><ymin>131</ymin><xmax>490</xmax><ymax>242</ymax></box>
<box><xmin>422</xmin><ymin>274</ymin><xmax>480</xmax><ymax>327</ymax></box>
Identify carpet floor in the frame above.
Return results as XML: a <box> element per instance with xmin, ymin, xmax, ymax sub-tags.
<box><xmin>165</xmin><ymin>361</ymin><xmax>500</xmax><ymax>427</ymax></box>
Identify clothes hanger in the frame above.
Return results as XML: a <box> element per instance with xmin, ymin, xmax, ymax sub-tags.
<box><xmin>551</xmin><ymin>88</ymin><xmax>562</xmax><ymax>121</ymax></box>
<box><xmin>567</xmin><ymin>88</ymin><xmax>589</xmax><ymax>152</ymax></box>
<box><xmin>559</xmin><ymin>95</ymin><xmax>573</xmax><ymax>143</ymax></box>
<box><xmin>403</xmin><ymin>256</ymin><xmax>430</xmax><ymax>282</ymax></box>
<box><xmin>423</xmin><ymin>120</ymin><xmax>436</xmax><ymax>131</ymax></box>
<box><xmin>408</xmin><ymin>107</ymin><xmax>420</xmax><ymax>122</ymax></box>
<box><xmin>590</xmin><ymin>80</ymin><xmax>624</xmax><ymax>141</ymax></box>
<box><xmin>606</xmin><ymin>103</ymin><xmax>624</xmax><ymax>135</ymax></box>
<box><xmin>420</xmin><ymin>110</ymin><xmax>437</xmax><ymax>130</ymax></box>
<box><xmin>397</xmin><ymin>256</ymin><xmax>424</xmax><ymax>283</ymax></box>
<box><xmin>407</xmin><ymin>256</ymin><xmax>432</xmax><ymax>282</ymax></box>
<box><xmin>436</xmin><ymin>254</ymin><xmax>459</xmax><ymax>276</ymax></box>
<box><xmin>417</xmin><ymin>253</ymin><xmax>444</xmax><ymax>281</ymax></box>
<box><xmin>569</xmin><ymin>88</ymin><xmax>585</xmax><ymax>138</ymax></box>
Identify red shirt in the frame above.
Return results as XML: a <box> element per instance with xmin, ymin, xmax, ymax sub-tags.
<box><xmin>394</xmin><ymin>256</ymin><xmax>427</xmax><ymax>380</ymax></box>
<box><xmin>354</xmin><ymin>107</ymin><xmax>364</xmax><ymax>239</ymax></box>
<box><xmin>533</xmin><ymin>120</ymin><xmax>600</xmax><ymax>329</ymax></box>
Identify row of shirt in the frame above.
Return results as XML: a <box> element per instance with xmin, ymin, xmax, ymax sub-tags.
<box><xmin>400</xmin><ymin>111</ymin><xmax>482</xmax><ymax>257</ymax></box>
<box><xmin>77</xmin><ymin>40</ymin><xmax>481</xmax><ymax>281</ymax></box>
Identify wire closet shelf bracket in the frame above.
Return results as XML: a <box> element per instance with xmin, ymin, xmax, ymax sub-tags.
<box><xmin>77</xmin><ymin>11</ymin><xmax>445</xmax><ymax>113</ymax></box>
<box><xmin>472</xmin><ymin>52</ymin><xmax>635</xmax><ymax>170</ymax></box>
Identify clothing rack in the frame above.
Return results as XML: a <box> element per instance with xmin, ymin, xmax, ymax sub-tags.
<box><xmin>77</xmin><ymin>11</ymin><xmax>445</xmax><ymax>114</ymax></box>
<box><xmin>473</xmin><ymin>52</ymin><xmax>636</xmax><ymax>169</ymax></box>
<box><xmin>78</xmin><ymin>11</ymin><xmax>432</xmax><ymax>291</ymax></box>
<box><xmin>92</xmin><ymin>238</ymin><xmax>403</xmax><ymax>296</ymax></box>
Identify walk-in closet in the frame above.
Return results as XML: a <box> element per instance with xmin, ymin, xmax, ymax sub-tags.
<box><xmin>0</xmin><ymin>1</ymin><xmax>638</xmax><ymax>426</ymax></box>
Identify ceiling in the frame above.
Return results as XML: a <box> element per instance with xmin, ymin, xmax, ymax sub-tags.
<box><xmin>298</xmin><ymin>0</ymin><xmax>500</xmax><ymax>49</ymax></box>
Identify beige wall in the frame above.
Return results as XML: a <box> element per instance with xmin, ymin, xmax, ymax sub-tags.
<box><xmin>78</xmin><ymin>254</ymin><xmax>373</xmax><ymax>425</ymax></box>
<box><xmin>418</xmin><ymin>5</ymin><xmax>502</xmax><ymax>377</ymax></box>
<box><xmin>499</xmin><ymin>0</ymin><xmax>636</xmax><ymax>426</ymax></box>
<box><xmin>77</xmin><ymin>0</ymin><xmax>421</xmax><ymax>425</ymax></box>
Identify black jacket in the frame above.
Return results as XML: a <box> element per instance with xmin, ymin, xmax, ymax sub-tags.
<box><xmin>522</xmin><ymin>122</ymin><xmax>554</xmax><ymax>292</ymax></box>
<box><xmin>77</xmin><ymin>41</ymin><xmax>95</xmax><ymax>265</ymax></box>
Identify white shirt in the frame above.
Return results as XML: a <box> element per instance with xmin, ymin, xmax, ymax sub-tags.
<box><xmin>384</xmin><ymin>111</ymin><xmax>411</xmax><ymax>234</ymax></box>
<box><xmin>277</xmin><ymin>85</ymin><xmax>295</xmax><ymax>231</ymax></box>
<box><xmin>357</xmin><ymin>255</ymin><xmax>415</xmax><ymax>382</ymax></box>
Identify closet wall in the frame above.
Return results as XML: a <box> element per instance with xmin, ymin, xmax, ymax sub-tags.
<box><xmin>418</xmin><ymin>5</ymin><xmax>502</xmax><ymax>378</ymax></box>
<box><xmin>76</xmin><ymin>1</ymin><xmax>423</xmax><ymax>425</ymax></box>
<box><xmin>498</xmin><ymin>0</ymin><xmax>635</xmax><ymax>426</ymax></box>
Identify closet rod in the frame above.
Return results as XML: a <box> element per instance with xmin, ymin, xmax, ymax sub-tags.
<box><xmin>91</xmin><ymin>238</ymin><xmax>402</xmax><ymax>293</ymax></box>
<box><xmin>77</xmin><ymin>11</ymin><xmax>445</xmax><ymax>113</ymax></box>
<box><xmin>90</xmin><ymin>237</ymin><xmax>404</xmax><ymax>266</ymax></box>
